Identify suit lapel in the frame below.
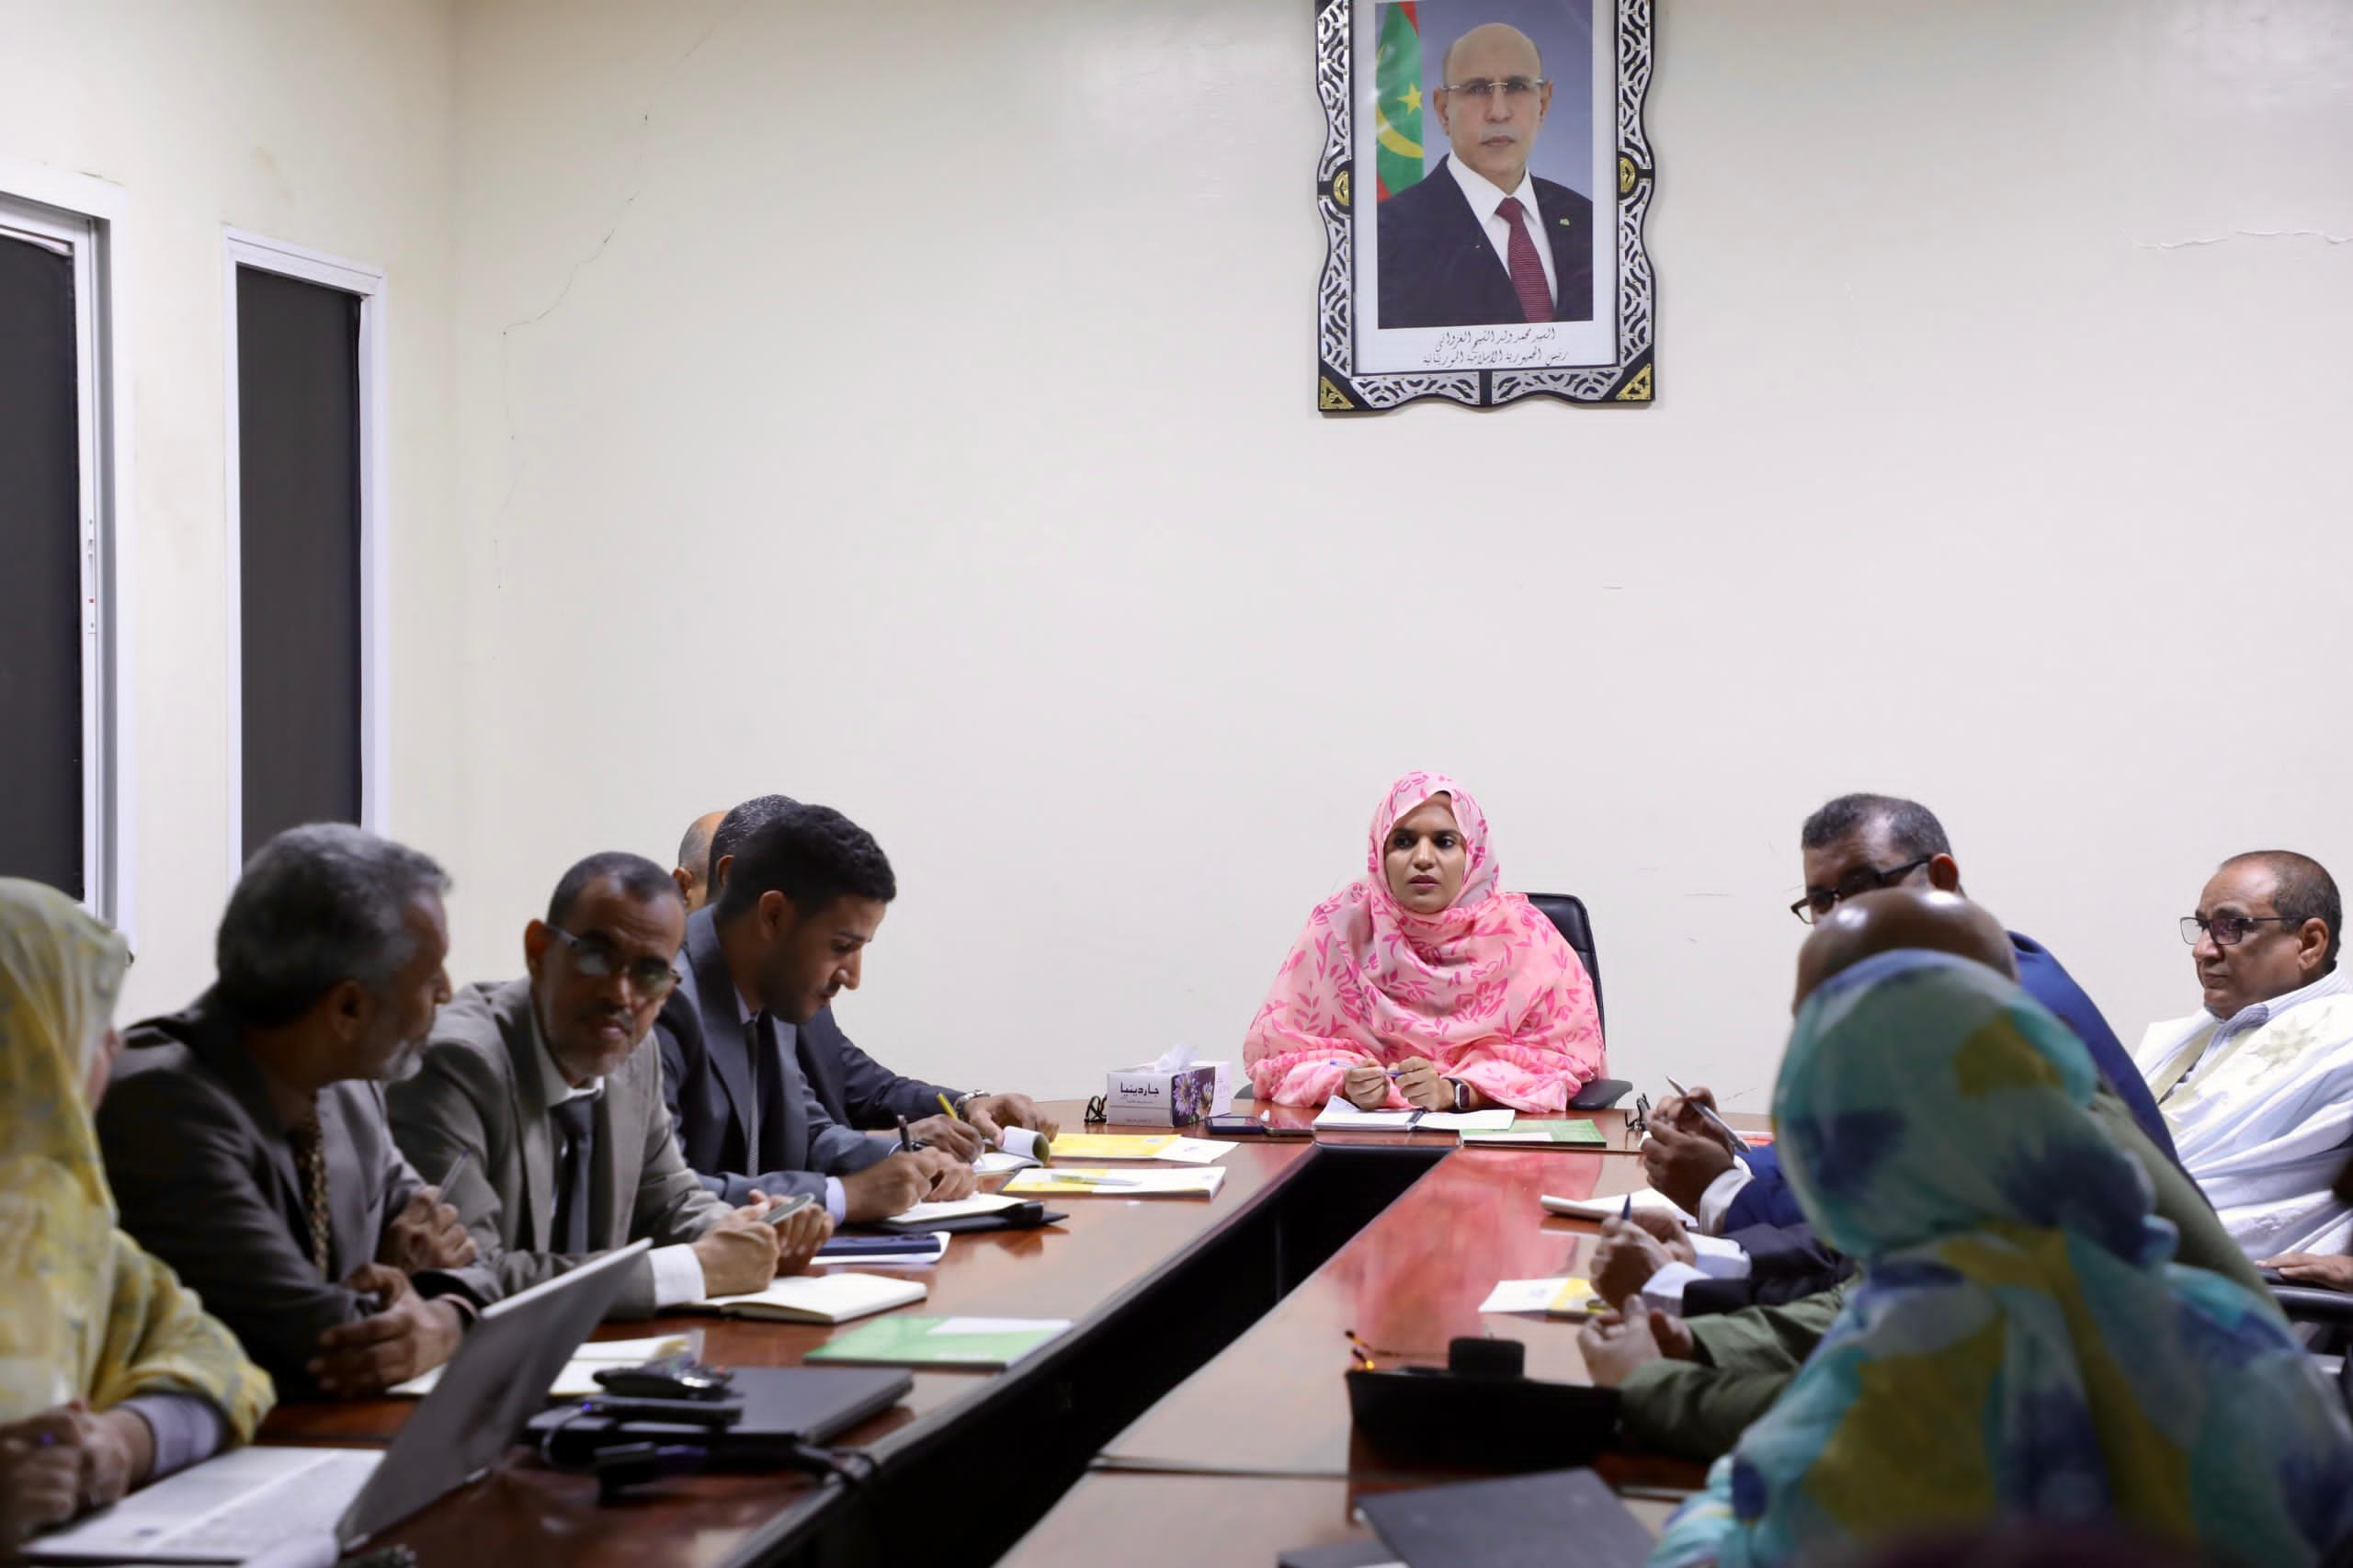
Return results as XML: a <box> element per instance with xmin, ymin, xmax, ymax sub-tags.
<box><xmin>686</xmin><ymin>908</ymin><xmax>759</xmax><ymax>1155</ymax></box>
<box><xmin>1534</xmin><ymin>181</ymin><xmax>1593</xmax><ymax>322</ymax></box>
<box><xmin>186</xmin><ymin>997</ymin><xmax>313</xmax><ymax>1253</ymax></box>
<box><xmin>795</xmin><ymin>1014</ymin><xmax>847</xmax><ymax>1126</ymax></box>
<box><xmin>496</xmin><ymin>982</ymin><xmax>562</xmax><ymax>1250</ymax></box>
<box><xmin>1425</xmin><ymin>159</ymin><xmax>1520</xmax><ymax>323</ymax></box>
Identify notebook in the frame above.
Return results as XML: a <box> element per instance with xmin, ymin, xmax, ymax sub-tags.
<box><xmin>1001</xmin><ymin>1165</ymin><xmax>1226</xmax><ymax>1199</ymax></box>
<box><xmin>815</xmin><ymin>1231</ymin><xmax>949</xmax><ymax>1266</ymax></box>
<box><xmin>387</xmin><ymin>1333</ymin><xmax>689</xmax><ymax>1398</ymax></box>
<box><xmin>874</xmin><ymin>1192</ymin><xmax>1029</xmax><ymax>1228</ymax></box>
<box><xmin>1356</xmin><ymin>1468</ymin><xmax>1654</xmax><ymax>1568</ymax></box>
<box><xmin>1476</xmin><ymin>1277</ymin><xmax>1603</xmax><ymax>1318</ymax></box>
<box><xmin>688</xmin><ymin>1271</ymin><xmax>926</xmax><ymax>1324</ymax></box>
<box><xmin>1313</xmin><ymin>1102</ymin><xmax>1517</xmax><ymax>1133</ymax></box>
<box><xmin>1540</xmin><ymin>1188</ymin><xmax>1695</xmax><ymax>1225</ymax></box>
<box><xmin>803</xmin><ymin>1314</ymin><xmax>1070</xmax><ymax>1369</ymax></box>
<box><xmin>1461</xmin><ymin>1119</ymin><xmax>1605</xmax><ymax>1147</ymax></box>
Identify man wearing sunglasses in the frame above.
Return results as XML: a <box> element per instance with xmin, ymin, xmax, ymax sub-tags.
<box><xmin>1375</xmin><ymin>21</ymin><xmax>1593</xmax><ymax>329</ymax></box>
<box><xmin>2134</xmin><ymin>850</ymin><xmax>2353</xmax><ymax>1260</ymax></box>
<box><xmin>390</xmin><ymin>852</ymin><xmax>827</xmax><ymax>1319</ymax></box>
<box><xmin>1643</xmin><ymin>793</ymin><xmax>2168</xmax><ymax>1234</ymax></box>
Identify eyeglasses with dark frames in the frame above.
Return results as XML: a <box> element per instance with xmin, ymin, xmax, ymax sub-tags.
<box><xmin>2179</xmin><ymin>914</ymin><xmax>2295</xmax><ymax>948</ymax></box>
<box><xmin>545</xmin><ymin>926</ymin><xmax>682</xmax><ymax>998</ymax></box>
<box><xmin>1790</xmin><ymin>856</ymin><xmax>1936</xmax><ymax>925</ymax></box>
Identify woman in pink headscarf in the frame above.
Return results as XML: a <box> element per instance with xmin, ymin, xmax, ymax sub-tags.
<box><xmin>1245</xmin><ymin>773</ymin><xmax>1606</xmax><ymax>1113</ymax></box>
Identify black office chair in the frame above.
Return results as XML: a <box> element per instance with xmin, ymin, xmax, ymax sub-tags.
<box><xmin>1524</xmin><ymin>892</ymin><xmax>1631</xmax><ymax>1111</ymax></box>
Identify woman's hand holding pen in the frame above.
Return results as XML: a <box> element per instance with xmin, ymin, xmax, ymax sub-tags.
<box><xmin>1340</xmin><ymin>1063</ymin><xmax>1393</xmax><ymax>1108</ymax></box>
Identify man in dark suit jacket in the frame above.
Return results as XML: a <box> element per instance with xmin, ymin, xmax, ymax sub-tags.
<box><xmin>98</xmin><ymin>826</ymin><xmax>494</xmax><ymax>1400</ymax></box>
<box><xmin>1377</xmin><ymin>22</ymin><xmax>1594</xmax><ymax>329</ymax></box>
<box><xmin>698</xmin><ymin>796</ymin><xmax>1062</xmax><ymax>1160</ymax></box>
<box><xmin>391</xmin><ymin>853</ymin><xmax>830</xmax><ymax>1320</ymax></box>
<box><xmin>657</xmin><ymin>804</ymin><xmax>976</xmax><ymax>1221</ymax></box>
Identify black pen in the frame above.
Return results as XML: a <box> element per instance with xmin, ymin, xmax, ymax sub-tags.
<box><xmin>896</xmin><ymin>1115</ymin><xmax>921</xmax><ymax>1153</ymax></box>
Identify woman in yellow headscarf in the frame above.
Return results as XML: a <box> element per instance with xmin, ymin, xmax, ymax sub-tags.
<box><xmin>0</xmin><ymin>879</ymin><xmax>273</xmax><ymax>1550</ymax></box>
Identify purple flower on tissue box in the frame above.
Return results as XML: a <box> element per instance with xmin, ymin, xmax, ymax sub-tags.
<box><xmin>1103</xmin><ymin>1061</ymin><xmax>1231</xmax><ymax>1125</ymax></box>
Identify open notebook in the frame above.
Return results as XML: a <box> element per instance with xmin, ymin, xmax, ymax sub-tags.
<box><xmin>687</xmin><ymin>1271</ymin><xmax>926</xmax><ymax>1324</ymax></box>
<box><xmin>1313</xmin><ymin>1101</ymin><xmax>1517</xmax><ymax>1133</ymax></box>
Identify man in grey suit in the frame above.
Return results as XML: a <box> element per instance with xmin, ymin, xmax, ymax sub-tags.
<box><xmin>659</xmin><ymin>803</ymin><xmax>976</xmax><ymax>1221</ymax></box>
<box><xmin>390</xmin><ymin>852</ymin><xmax>829</xmax><ymax>1321</ymax></box>
<box><xmin>695</xmin><ymin>795</ymin><xmax>1059</xmax><ymax>1163</ymax></box>
<box><xmin>99</xmin><ymin>825</ymin><xmax>494</xmax><ymax>1400</ymax></box>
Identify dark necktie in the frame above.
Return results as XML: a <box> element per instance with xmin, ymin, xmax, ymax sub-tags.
<box><xmin>549</xmin><ymin>1096</ymin><xmax>597</xmax><ymax>1254</ymax></box>
<box><xmin>749</xmin><ymin>1011</ymin><xmax>795</xmax><ymax>1170</ymax></box>
<box><xmin>288</xmin><ymin>1112</ymin><xmax>333</xmax><ymax>1279</ymax></box>
<box><xmin>1494</xmin><ymin>196</ymin><xmax>1552</xmax><ymax>323</ymax></box>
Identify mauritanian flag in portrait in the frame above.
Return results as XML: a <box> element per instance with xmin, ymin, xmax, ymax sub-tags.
<box><xmin>1374</xmin><ymin>4</ymin><xmax>1424</xmax><ymax>200</ymax></box>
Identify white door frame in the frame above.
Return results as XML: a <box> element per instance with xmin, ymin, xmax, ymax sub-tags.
<box><xmin>221</xmin><ymin>228</ymin><xmax>390</xmax><ymax>880</ymax></box>
<box><xmin>0</xmin><ymin>161</ymin><xmax>134</xmax><ymax>938</ymax></box>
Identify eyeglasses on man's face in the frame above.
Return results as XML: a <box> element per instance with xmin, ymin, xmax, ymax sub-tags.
<box><xmin>1789</xmin><ymin>856</ymin><xmax>1935</xmax><ymax>925</ymax></box>
<box><xmin>2179</xmin><ymin>914</ymin><xmax>2294</xmax><ymax>948</ymax></box>
<box><xmin>547</xmin><ymin>926</ymin><xmax>681</xmax><ymax>999</ymax></box>
<box><xmin>1439</xmin><ymin>76</ymin><xmax>1549</xmax><ymax>104</ymax></box>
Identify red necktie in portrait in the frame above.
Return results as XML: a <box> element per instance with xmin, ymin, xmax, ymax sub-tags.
<box><xmin>1495</xmin><ymin>196</ymin><xmax>1552</xmax><ymax>324</ymax></box>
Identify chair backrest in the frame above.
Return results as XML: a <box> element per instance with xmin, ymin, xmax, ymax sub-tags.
<box><xmin>1523</xmin><ymin>892</ymin><xmax>1604</xmax><ymax>1036</ymax></box>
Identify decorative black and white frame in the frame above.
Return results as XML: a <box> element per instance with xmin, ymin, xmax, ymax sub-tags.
<box><xmin>1313</xmin><ymin>0</ymin><xmax>1655</xmax><ymax>412</ymax></box>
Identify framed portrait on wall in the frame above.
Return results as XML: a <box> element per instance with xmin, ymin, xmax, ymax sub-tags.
<box><xmin>1313</xmin><ymin>0</ymin><xmax>1654</xmax><ymax>412</ymax></box>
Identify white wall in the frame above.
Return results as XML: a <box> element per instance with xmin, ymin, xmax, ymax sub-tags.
<box><xmin>0</xmin><ymin>0</ymin><xmax>462</xmax><ymax>1024</ymax></box>
<box><xmin>14</xmin><ymin>0</ymin><xmax>2349</xmax><ymax>1108</ymax></box>
<box><xmin>438</xmin><ymin>0</ymin><xmax>2353</xmax><ymax>1107</ymax></box>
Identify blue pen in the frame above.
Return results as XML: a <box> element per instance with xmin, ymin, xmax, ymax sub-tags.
<box><xmin>1326</xmin><ymin>1062</ymin><xmax>1404</xmax><ymax>1076</ymax></box>
<box><xmin>1620</xmin><ymin>1193</ymin><xmax>1631</xmax><ymax>1221</ymax></box>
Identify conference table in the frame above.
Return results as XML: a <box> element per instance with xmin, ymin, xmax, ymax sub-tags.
<box><xmin>256</xmin><ymin>1097</ymin><xmax>1743</xmax><ymax>1566</ymax></box>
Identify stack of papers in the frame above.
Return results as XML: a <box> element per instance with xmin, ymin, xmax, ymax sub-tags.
<box><xmin>1462</xmin><ymin>1118</ymin><xmax>1606</xmax><ymax>1147</ymax></box>
<box><xmin>1002</xmin><ymin>1165</ymin><xmax>1226</xmax><ymax>1199</ymax></box>
<box><xmin>975</xmin><ymin>1133</ymin><xmax>1237</xmax><ymax>1173</ymax></box>
<box><xmin>1312</xmin><ymin>1102</ymin><xmax>1518</xmax><ymax>1133</ymax></box>
<box><xmin>389</xmin><ymin>1333</ymin><xmax>688</xmax><ymax>1398</ymax></box>
<box><xmin>690</xmin><ymin>1271</ymin><xmax>927</xmax><ymax>1324</ymax></box>
<box><xmin>1476</xmin><ymin>1276</ymin><xmax>1604</xmax><ymax>1317</ymax></box>
<box><xmin>1540</xmin><ymin>1188</ymin><xmax>1697</xmax><ymax>1225</ymax></box>
<box><xmin>875</xmin><ymin>1192</ymin><xmax>1029</xmax><ymax>1229</ymax></box>
<box><xmin>805</xmin><ymin>1314</ymin><xmax>1071</xmax><ymax>1369</ymax></box>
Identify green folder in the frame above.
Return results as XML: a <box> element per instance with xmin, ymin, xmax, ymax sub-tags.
<box><xmin>803</xmin><ymin>1314</ymin><xmax>1070</xmax><ymax>1370</ymax></box>
<box><xmin>1461</xmin><ymin>1118</ymin><xmax>1607</xmax><ymax>1147</ymax></box>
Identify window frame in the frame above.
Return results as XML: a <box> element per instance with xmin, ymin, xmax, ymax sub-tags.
<box><xmin>0</xmin><ymin>162</ymin><xmax>133</xmax><ymax>935</ymax></box>
<box><xmin>221</xmin><ymin>229</ymin><xmax>391</xmax><ymax>878</ymax></box>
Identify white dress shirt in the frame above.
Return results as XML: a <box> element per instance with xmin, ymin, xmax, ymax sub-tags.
<box><xmin>1444</xmin><ymin>154</ymin><xmax>1557</xmax><ymax>311</ymax></box>
<box><xmin>532</xmin><ymin>1030</ymin><xmax>709</xmax><ymax>1308</ymax></box>
<box><xmin>733</xmin><ymin>985</ymin><xmax>850</xmax><ymax>1223</ymax></box>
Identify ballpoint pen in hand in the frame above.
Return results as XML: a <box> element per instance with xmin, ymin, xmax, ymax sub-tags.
<box><xmin>1663</xmin><ymin>1075</ymin><xmax>1753</xmax><ymax>1152</ymax></box>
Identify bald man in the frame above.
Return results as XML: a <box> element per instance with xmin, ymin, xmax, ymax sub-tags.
<box><xmin>1376</xmin><ymin>21</ymin><xmax>1593</xmax><ymax>328</ymax></box>
<box><xmin>1580</xmin><ymin>887</ymin><xmax>2268</xmax><ymax>1463</ymax></box>
<box><xmin>672</xmin><ymin>811</ymin><xmax>726</xmax><ymax>913</ymax></box>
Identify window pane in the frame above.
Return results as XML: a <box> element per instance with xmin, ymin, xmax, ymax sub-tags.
<box><xmin>0</xmin><ymin>230</ymin><xmax>85</xmax><ymax>899</ymax></box>
<box><xmin>237</xmin><ymin>266</ymin><xmax>362</xmax><ymax>848</ymax></box>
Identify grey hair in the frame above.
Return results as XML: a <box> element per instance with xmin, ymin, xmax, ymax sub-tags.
<box><xmin>216</xmin><ymin>824</ymin><xmax>450</xmax><ymax>1027</ymax></box>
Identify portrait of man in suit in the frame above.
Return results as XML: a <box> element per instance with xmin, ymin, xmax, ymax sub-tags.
<box><xmin>1375</xmin><ymin>15</ymin><xmax>1595</xmax><ymax>330</ymax></box>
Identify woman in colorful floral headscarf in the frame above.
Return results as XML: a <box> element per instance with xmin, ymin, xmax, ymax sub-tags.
<box><xmin>1245</xmin><ymin>772</ymin><xmax>1604</xmax><ymax>1113</ymax></box>
<box><xmin>1650</xmin><ymin>949</ymin><xmax>2353</xmax><ymax>1567</ymax></box>
<box><xmin>0</xmin><ymin>880</ymin><xmax>273</xmax><ymax>1550</ymax></box>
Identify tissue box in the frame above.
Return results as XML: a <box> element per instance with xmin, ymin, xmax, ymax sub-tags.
<box><xmin>1104</xmin><ymin>1060</ymin><xmax>1234</xmax><ymax>1125</ymax></box>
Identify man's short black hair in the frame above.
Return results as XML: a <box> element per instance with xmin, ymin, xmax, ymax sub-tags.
<box><xmin>2222</xmin><ymin>849</ymin><xmax>2341</xmax><ymax>971</ymax></box>
<box><xmin>676</xmin><ymin>816</ymin><xmax>718</xmax><ymax>889</ymax></box>
<box><xmin>709</xmin><ymin>794</ymin><xmax>800</xmax><ymax>889</ymax></box>
<box><xmin>1800</xmin><ymin>793</ymin><xmax>1953</xmax><ymax>861</ymax></box>
<box><xmin>716</xmin><ymin>804</ymin><xmax>895</xmax><ymax>922</ymax></box>
<box><xmin>548</xmin><ymin>851</ymin><xmax>681</xmax><ymax>928</ymax></box>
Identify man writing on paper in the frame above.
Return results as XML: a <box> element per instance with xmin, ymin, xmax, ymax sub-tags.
<box><xmin>1376</xmin><ymin>22</ymin><xmax>1593</xmax><ymax>329</ymax></box>
<box><xmin>659</xmin><ymin>804</ymin><xmax>975</xmax><ymax>1221</ymax></box>
<box><xmin>691</xmin><ymin>795</ymin><xmax>1058</xmax><ymax>1162</ymax></box>
<box><xmin>1575</xmin><ymin>885</ymin><xmax>2267</xmax><ymax>1462</ymax></box>
<box><xmin>390</xmin><ymin>852</ymin><xmax>830</xmax><ymax>1320</ymax></box>
<box><xmin>97</xmin><ymin>827</ymin><xmax>496</xmax><ymax>1398</ymax></box>
<box><xmin>1641</xmin><ymin>793</ymin><xmax>2169</xmax><ymax>1239</ymax></box>
<box><xmin>2138</xmin><ymin>850</ymin><xmax>2353</xmax><ymax>1261</ymax></box>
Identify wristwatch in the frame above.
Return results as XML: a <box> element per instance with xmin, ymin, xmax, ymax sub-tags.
<box><xmin>1448</xmin><ymin>1077</ymin><xmax>1470</xmax><ymax>1113</ymax></box>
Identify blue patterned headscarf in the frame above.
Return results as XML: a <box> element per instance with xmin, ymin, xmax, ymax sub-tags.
<box><xmin>1652</xmin><ymin>949</ymin><xmax>2353</xmax><ymax>1568</ymax></box>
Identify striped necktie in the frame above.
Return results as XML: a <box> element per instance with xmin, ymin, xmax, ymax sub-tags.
<box><xmin>289</xmin><ymin>1112</ymin><xmax>333</xmax><ymax>1278</ymax></box>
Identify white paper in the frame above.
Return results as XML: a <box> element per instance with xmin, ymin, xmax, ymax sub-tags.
<box><xmin>1540</xmin><ymin>1188</ymin><xmax>1698</xmax><ymax>1225</ymax></box>
<box><xmin>389</xmin><ymin>1333</ymin><xmax>689</xmax><ymax>1398</ymax></box>
<box><xmin>1313</xmin><ymin>1101</ymin><xmax>1517</xmax><ymax>1132</ymax></box>
<box><xmin>928</xmin><ymin>1316</ymin><xmax>1071</xmax><ymax>1337</ymax></box>
<box><xmin>1479</xmin><ymin>1277</ymin><xmax>1574</xmax><ymax>1313</ymax></box>
<box><xmin>973</xmin><ymin>1149</ymin><xmax>1039</xmax><ymax>1175</ymax></box>
<box><xmin>1156</xmin><ymin>1136</ymin><xmax>1237</xmax><ymax>1164</ymax></box>
<box><xmin>882</xmin><ymin>1192</ymin><xmax>1027</xmax><ymax>1224</ymax></box>
<box><xmin>1005</xmin><ymin>1165</ymin><xmax>1227</xmax><ymax>1198</ymax></box>
<box><xmin>998</xmin><ymin>1126</ymin><xmax>1048</xmax><ymax>1162</ymax></box>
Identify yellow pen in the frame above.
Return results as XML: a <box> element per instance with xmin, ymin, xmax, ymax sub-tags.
<box><xmin>939</xmin><ymin>1091</ymin><xmax>994</xmax><ymax>1156</ymax></box>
